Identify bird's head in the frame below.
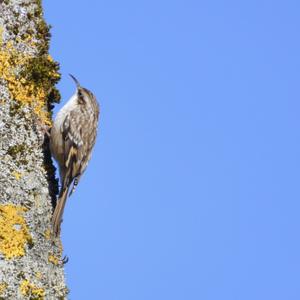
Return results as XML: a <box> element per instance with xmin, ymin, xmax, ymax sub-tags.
<box><xmin>69</xmin><ymin>74</ymin><xmax>96</xmax><ymax>105</ymax></box>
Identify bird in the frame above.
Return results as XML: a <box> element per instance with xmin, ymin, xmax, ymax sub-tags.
<box><xmin>50</xmin><ymin>74</ymin><xmax>100</xmax><ymax>236</ymax></box>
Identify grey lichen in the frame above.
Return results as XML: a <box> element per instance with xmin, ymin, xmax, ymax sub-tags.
<box><xmin>0</xmin><ymin>0</ymin><xmax>68</xmax><ymax>298</ymax></box>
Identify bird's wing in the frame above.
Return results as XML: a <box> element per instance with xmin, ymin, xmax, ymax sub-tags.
<box><xmin>61</xmin><ymin>107</ymin><xmax>97</xmax><ymax>189</ymax></box>
<box><xmin>61</xmin><ymin>109</ymin><xmax>84</xmax><ymax>188</ymax></box>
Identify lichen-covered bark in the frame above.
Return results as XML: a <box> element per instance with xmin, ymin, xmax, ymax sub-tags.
<box><xmin>0</xmin><ymin>0</ymin><xmax>68</xmax><ymax>298</ymax></box>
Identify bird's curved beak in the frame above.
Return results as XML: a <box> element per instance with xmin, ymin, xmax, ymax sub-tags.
<box><xmin>69</xmin><ymin>74</ymin><xmax>81</xmax><ymax>88</ymax></box>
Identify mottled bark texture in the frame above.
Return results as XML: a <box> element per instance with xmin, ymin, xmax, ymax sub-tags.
<box><xmin>0</xmin><ymin>0</ymin><xmax>68</xmax><ymax>298</ymax></box>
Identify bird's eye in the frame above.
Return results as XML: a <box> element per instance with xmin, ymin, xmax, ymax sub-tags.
<box><xmin>78</xmin><ymin>90</ymin><xmax>83</xmax><ymax>98</ymax></box>
<box><xmin>77</xmin><ymin>90</ymin><xmax>85</xmax><ymax>103</ymax></box>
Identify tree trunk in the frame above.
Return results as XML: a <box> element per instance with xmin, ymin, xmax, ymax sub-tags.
<box><xmin>0</xmin><ymin>0</ymin><xmax>68</xmax><ymax>298</ymax></box>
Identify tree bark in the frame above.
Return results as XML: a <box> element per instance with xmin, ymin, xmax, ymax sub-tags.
<box><xmin>0</xmin><ymin>0</ymin><xmax>68</xmax><ymax>298</ymax></box>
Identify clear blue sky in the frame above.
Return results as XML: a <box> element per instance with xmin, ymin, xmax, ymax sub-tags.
<box><xmin>44</xmin><ymin>1</ymin><xmax>300</xmax><ymax>299</ymax></box>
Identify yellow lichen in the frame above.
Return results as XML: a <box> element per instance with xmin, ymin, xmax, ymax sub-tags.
<box><xmin>0</xmin><ymin>41</ymin><xmax>60</xmax><ymax>125</ymax></box>
<box><xmin>43</xmin><ymin>229</ymin><xmax>51</xmax><ymax>240</ymax></box>
<box><xmin>35</xmin><ymin>272</ymin><xmax>42</xmax><ymax>280</ymax></box>
<box><xmin>0</xmin><ymin>204</ymin><xmax>32</xmax><ymax>259</ymax></box>
<box><xmin>12</xmin><ymin>171</ymin><xmax>22</xmax><ymax>180</ymax></box>
<box><xmin>0</xmin><ymin>282</ymin><xmax>7</xmax><ymax>295</ymax></box>
<box><xmin>48</xmin><ymin>254</ymin><xmax>59</xmax><ymax>265</ymax></box>
<box><xmin>20</xmin><ymin>279</ymin><xmax>45</xmax><ymax>300</ymax></box>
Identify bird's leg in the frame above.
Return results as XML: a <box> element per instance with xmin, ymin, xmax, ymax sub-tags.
<box><xmin>33</xmin><ymin>116</ymin><xmax>52</xmax><ymax>146</ymax></box>
<box><xmin>39</xmin><ymin>121</ymin><xmax>51</xmax><ymax>137</ymax></box>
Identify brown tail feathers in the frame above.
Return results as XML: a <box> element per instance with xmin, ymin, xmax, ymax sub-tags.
<box><xmin>52</xmin><ymin>188</ymin><xmax>69</xmax><ymax>236</ymax></box>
